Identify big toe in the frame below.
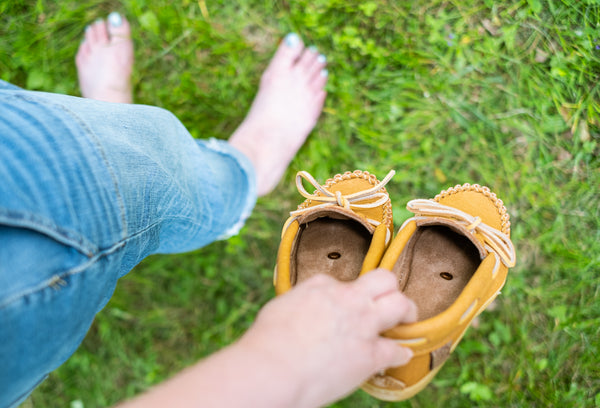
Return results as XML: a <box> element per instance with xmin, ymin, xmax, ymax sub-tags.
<box><xmin>267</xmin><ymin>33</ymin><xmax>305</xmax><ymax>72</ymax></box>
<box><xmin>107</xmin><ymin>11</ymin><xmax>131</xmax><ymax>41</ymax></box>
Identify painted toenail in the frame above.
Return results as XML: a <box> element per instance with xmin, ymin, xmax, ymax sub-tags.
<box><xmin>284</xmin><ymin>33</ymin><xmax>300</xmax><ymax>48</ymax></box>
<box><xmin>317</xmin><ymin>54</ymin><xmax>326</xmax><ymax>64</ymax></box>
<box><xmin>320</xmin><ymin>69</ymin><xmax>329</xmax><ymax>77</ymax></box>
<box><xmin>309</xmin><ymin>45</ymin><xmax>318</xmax><ymax>53</ymax></box>
<box><xmin>108</xmin><ymin>12</ymin><xmax>123</xmax><ymax>27</ymax></box>
<box><xmin>85</xmin><ymin>25</ymin><xmax>91</xmax><ymax>32</ymax></box>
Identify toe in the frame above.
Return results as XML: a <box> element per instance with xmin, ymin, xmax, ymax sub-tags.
<box><xmin>310</xmin><ymin>69</ymin><xmax>328</xmax><ymax>92</ymax></box>
<box><xmin>296</xmin><ymin>46</ymin><xmax>320</xmax><ymax>74</ymax></box>
<box><xmin>75</xmin><ymin>40</ymin><xmax>91</xmax><ymax>65</ymax></box>
<box><xmin>107</xmin><ymin>12</ymin><xmax>131</xmax><ymax>41</ymax></box>
<box><xmin>267</xmin><ymin>33</ymin><xmax>305</xmax><ymax>71</ymax></box>
<box><xmin>93</xmin><ymin>19</ymin><xmax>110</xmax><ymax>45</ymax></box>
<box><xmin>84</xmin><ymin>24</ymin><xmax>95</xmax><ymax>44</ymax></box>
<box><xmin>307</xmin><ymin>52</ymin><xmax>327</xmax><ymax>79</ymax></box>
<box><xmin>85</xmin><ymin>19</ymin><xmax>108</xmax><ymax>46</ymax></box>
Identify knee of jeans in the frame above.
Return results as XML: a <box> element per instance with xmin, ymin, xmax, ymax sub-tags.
<box><xmin>138</xmin><ymin>104</ymin><xmax>183</xmax><ymax>132</ymax></box>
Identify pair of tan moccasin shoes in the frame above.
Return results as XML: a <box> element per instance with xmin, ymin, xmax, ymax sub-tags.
<box><xmin>274</xmin><ymin>170</ymin><xmax>516</xmax><ymax>401</ymax></box>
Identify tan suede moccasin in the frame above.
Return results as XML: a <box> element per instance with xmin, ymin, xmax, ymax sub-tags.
<box><xmin>274</xmin><ymin>170</ymin><xmax>395</xmax><ymax>294</ymax></box>
<box><xmin>361</xmin><ymin>183</ymin><xmax>516</xmax><ymax>401</ymax></box>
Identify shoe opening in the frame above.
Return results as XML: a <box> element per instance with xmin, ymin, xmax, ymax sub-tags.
<box><xmin>394</xmin><ymin>225</ymin><xmax>480</xmax><ymax>321</ymax></box>
<box><xmin>292</xmin><ymin>217</ymin><xmax>372</xmax><ymax>285</ymax></box>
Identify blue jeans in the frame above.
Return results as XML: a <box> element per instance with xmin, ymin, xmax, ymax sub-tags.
<box><xmin>0</xmin><ymin>80</ymin><xmax>256</xmax><ymax>408</ymax></box>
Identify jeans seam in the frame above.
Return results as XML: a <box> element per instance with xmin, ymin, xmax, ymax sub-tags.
<box><xmin>0</xmin><ymin>240</ymin><xmax>125</xmax><ymax>310</ymax></box>
<box><xmin>0</xmin><ymin>218</ymin><xmax>167</xmax><ymax>310</ymax></box>
<box><xmin>0</xmin><ymin>209</ymin><xmax>97</xmax><ymax>257</ymax></box>
<box><xmin>5</xmin><ymin>373</ymin><xmax>48</xmax><ymax>408</ymax></box>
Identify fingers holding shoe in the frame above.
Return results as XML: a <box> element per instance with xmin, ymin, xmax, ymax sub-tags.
<box><xmin>351</xmin><ymin>268</ymin><xmax>418</xmax><ymax>332</ymax></box>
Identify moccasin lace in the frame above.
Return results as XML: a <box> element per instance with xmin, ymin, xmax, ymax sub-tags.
<box><xmin>281</xmin><ymin>170</ymin><xmax>395</xmax><ymax>242</ymax></box>
<box><xmin>405</xmin><ymin>199</ymin><xmax>516</xmax><ymax>268</ymax></box>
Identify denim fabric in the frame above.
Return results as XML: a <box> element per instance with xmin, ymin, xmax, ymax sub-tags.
<box><xmin>0</xmin><ymin>81</ymin><xmax>256</xmax><ymax>407</ymax></box>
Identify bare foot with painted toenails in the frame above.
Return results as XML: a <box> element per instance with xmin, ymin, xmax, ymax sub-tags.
<box><xmin>228</xmin><ymin>33</ymin><xmax>328</xmax><ymax>196</ymax></box>
<box><xmin>75</xmin><ymin>23</ymin><xmax>326</xmax><ymax>196</ymax></box>
<box><xmin>75</xmin><ymin>11</ymin><xmax>134</xmax><ymax>104</ymax></box>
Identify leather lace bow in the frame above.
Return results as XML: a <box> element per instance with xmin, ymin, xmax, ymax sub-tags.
<box><xmin>281</xmin><ymin>170</ymin><xmax>395</xmax><ymax>240</ymax></box>
<box><xmin>406</xmin><ymin>199</ymin><xmax>516</xmax><ymax>268</ymax></box>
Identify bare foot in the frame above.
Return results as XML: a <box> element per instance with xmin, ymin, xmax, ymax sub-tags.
<box><xmin>75</xmin><ymin>12</ymin><xmax>134</xmax><ymax>103</ymax></box>
<box><xmin>229</xmin><ymin>33</ymin><xmax>328</xmax><ymax>196</ymax></box>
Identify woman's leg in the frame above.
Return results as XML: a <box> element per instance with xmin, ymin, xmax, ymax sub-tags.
<box><xmin>0</xmin><ymin>12</ymin><xmax>328</xmax><ymax>407</ymax></box>
<box><xmin>1</xmin><ymin>84</ymin><xmax>260</xmax><ymax>408</ymax></box>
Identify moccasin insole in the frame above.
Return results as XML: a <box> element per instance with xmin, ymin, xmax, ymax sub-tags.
<box><xmin>294</xmin><ymin>217</ymin><xmax>371</xmax><ymax>285</ymax></box>
<box><xmin>395</xmin><ymin>226</ymin><xmax>480</xmax><ymax>321</ymax></box>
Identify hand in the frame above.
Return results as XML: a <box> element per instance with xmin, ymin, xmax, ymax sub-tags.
<box><xmin>113</xmin><ymin>269</ymin><xmax>416</xmax><ymax>408</ymax></box>
<box><xmin>239</xmin><ymin>268</ymin><xmax>417</xmax><ymax>407</ymax></box>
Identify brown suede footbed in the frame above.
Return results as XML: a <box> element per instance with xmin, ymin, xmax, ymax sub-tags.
<box><xmin>292</xmin><ymin>218</ymin><xmax>480</xmax><ymax>324</ymax></box>
<box><xmin>292</xmin><ymin>217</ymin><xmax>372</xmax><ymax>285</ymax></box>
<box><xmin>394</xmin><ymin>225</ymin><xmax>480</xmax><ymax>321</ymax></box>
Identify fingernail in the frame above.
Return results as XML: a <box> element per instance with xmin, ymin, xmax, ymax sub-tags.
<box><xmin>396</xmin><ymin>348</ymin><xmax>413</xmax><ymax>366</ymax></box>
<box><xmin>108</xmin><ymin>11</ymin><xmax>122</xmax><ymax>27</ymax></box>
<box><xmin>320</xmin><ymin>69</ymin><xmax>328</xmax><ymax>77</ymax></box>
<box><xmin>284</xmin><ymin>32</ymin><xmax>300</xmax><ymax>47</ymax></box>
<box><xmin>317</xmin><ymin>54</ymin><xmax>326</xmax><ymax>64</ymax></box>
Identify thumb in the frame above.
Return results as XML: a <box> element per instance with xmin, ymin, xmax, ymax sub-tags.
<box><xmin>373</xmin><ymin>338</ymin><xmax>414</xmax><ymax>372</ymax></box>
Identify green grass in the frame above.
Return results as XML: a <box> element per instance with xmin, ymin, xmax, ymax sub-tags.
<box><xmin>2</xmin><ymin>0</ymin><xmax>599</xmax><ymax>407</ymax></box>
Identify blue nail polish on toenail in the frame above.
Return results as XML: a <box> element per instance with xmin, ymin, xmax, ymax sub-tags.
<box><xmin>320</xmin><ymin>69</ymin><xmax>329</xmax><ymax>77</ymax></box>
<box><xmin>108</xmin><ymin>11</ymin><xmax>122</xmax><ymax>27</ymax></box>
<box><xmin>284</xmin><ymin>33</ymin><xmax>300</xmax><ymax>47</ymax></box>
<box><xmin>309</xmin><ymin>45</ymin><xmax>318</xmax><ymax>53</ymax></box>
<box><xmin>317</xmin><ymin>54</ymin><xmax>326</xmax><ymax>64</ymax></box>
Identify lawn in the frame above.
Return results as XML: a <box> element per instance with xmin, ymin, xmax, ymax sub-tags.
<box><xmin>1</xmin><ymin>0</ymin><xmax>599</xmax><ymax>407</ymax></box>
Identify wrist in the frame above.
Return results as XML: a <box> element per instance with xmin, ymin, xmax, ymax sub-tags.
<box><xmin>233</xmin><ymin>330</ymin><xmax>309</xmax><ymax>408</ymax></box>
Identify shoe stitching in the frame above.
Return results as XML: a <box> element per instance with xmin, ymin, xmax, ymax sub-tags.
<box><xmin>434</xmin><ymin>183</ymin><xmax>511</xmax><ymax>234</ymax></box>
